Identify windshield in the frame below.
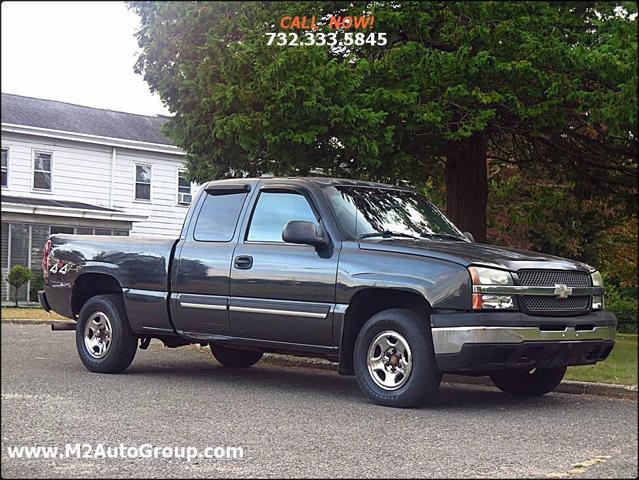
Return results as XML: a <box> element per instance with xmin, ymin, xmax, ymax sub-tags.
<box><xmin>324</xmin><ymin>186</ymin><xmax>467</xmax><ymax>241</ymax></box>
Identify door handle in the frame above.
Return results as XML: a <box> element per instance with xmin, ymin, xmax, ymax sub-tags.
<box><xmin>234</xmin><ymin>255</ymin><xmax>253</xmax><ymax>270</ymax></box>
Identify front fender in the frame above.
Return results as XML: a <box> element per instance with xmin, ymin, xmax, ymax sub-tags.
<box><xmin>336</xmin><ymin>244</ymin><xmax>472</xmax><ymax>310</ymax></box>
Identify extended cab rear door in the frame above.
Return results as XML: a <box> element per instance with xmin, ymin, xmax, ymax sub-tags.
<box><xmin>169</xmin><ymin>181</ymin><xmax>258</xmax><ymax>336</ymax></box>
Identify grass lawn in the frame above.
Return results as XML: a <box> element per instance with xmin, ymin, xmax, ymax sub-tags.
<box><xmin>566</xmin><ymin>334</ymin><xmax>638</xmax><ymax>385</ymax></box>
<box><xmin>1</xmin><ymin>307</ymin><xmax>67</xmax><ymax>321</ymax></box>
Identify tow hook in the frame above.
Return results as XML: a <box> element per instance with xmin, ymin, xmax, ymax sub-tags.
<box><xmin>139</xmin><ymin>337</ymin><xmax>151</xmax><ymax>350</ymax></box>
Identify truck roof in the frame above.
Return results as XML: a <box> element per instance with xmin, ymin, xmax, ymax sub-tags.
<box><xmin>203</xmin><ymin>176</ymin><xmax>414</xmax><ymax>191</ymax></box>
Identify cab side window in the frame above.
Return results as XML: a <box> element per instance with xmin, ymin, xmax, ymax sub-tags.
<box><xmin>194</xmin><ymin>192</ymin><xmax>248</xmax><ymax>241</ymax></box>
<box><xmin>247</xmin><ymin>192</ymin><xmax>318</xmax><ymax>242</ymax></box>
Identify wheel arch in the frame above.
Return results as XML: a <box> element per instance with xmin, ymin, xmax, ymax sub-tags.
<box><xmin>71</xmin><ymin>272</ymin><xmax>123</xmax><ymax>316</ymax></box>
<box><xmin>338</xmin><ymin>287</ymin><xmax>432</xmax><ymax>375</ymax></box>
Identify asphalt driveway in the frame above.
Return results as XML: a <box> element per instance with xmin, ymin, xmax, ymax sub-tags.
<box><xmin>1</xmin><ymin>323</ymin><xmax>637</xmax><ymax>478</ymax></box>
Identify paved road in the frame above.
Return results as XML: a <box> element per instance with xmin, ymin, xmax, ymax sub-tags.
<box><xmin>1</xmin><ymin>323</ymin><xmax>637</xmax><ymax>478</ymax></box>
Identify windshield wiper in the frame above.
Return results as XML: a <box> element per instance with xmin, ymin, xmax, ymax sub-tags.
<box><xmin>421</xmin><ymin>233</ymin><xmax>466</xmax><ymax>242</ymax></box>
<box><xmin>359</xmin><ymin>231</ymin><xmax>420</xmax><ymax>240</ymax></box>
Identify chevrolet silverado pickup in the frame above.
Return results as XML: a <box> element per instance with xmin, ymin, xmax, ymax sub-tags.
<box><xmin>40</xmin><ymin>177</ymin><xmax>617</xmax><ymax>407</ymax></box>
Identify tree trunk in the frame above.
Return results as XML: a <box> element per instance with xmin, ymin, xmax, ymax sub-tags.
<box><xmin>14</xmin><ymin>286</ymin><xmax>19</xmax><ymax>307</ymax></box>
<box><xmin>445</xmin><ymin>134</ymin><xmax>488</xmax><ymax>243</ymax></box>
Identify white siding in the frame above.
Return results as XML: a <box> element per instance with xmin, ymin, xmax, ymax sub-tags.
<box><xmin>112</xmin><ymin>148</ymin><xmax>191</xmax><ymax>237</ymax></box>
<box><xmin>1</xmin><ymin>131</ymin><xmax>189</xmax><ymax>238</ymax></box>
<box><xmin>0</xmin><ymin>132</ymin><xmax>112</xmax><ymax>206</ymax></box>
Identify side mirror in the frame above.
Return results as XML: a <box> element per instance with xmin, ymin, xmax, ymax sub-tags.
<box><xmin>463</xmin><ymin>231</ymin><xmax>475</xmax><ymax>243</ymax></box>
<box><xmin>282</xmin><ymin>221</ymin><xmax>329</xmax><ymax>247</ymax></box>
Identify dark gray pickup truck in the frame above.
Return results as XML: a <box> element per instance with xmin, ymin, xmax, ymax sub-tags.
<box><xmin>40</xmin><ymin>177</ymin><xmax>617</xmax><ymax>407</ymax></box>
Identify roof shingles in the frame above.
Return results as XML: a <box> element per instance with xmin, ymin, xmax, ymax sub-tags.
<box><xmin>1</xmin><ymin>93</ymin><xmax>174</xmax><ymax>146</ymax></box>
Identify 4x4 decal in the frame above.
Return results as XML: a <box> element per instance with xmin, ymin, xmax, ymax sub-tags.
<box><xmin>49</xmin><ymin>261</ymin><xmax>72</xmax><ymax>275</ymax></box>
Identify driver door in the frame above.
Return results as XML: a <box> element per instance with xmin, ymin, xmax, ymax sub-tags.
<box><xmin>229</xmin><ymin>187</ymin><xmax>338</xmax><ymax>346</ymax></box>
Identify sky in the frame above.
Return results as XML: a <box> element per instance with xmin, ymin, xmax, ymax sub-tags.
<box><xmin>1</xmin><ymin>1</ymin><xmax>170</xmax><ymax>116</ymax></box>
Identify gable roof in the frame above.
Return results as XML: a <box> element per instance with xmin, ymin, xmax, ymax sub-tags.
<box><xmin>1</xmin><ymin>93</ymin><xmax>175</xmax><ymax>146</ymax></box>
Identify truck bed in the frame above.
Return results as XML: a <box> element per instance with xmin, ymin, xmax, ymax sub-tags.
<box><xmin>49</xmin><ymin>234</ymin><xmax>177</xmax><ymax>290</ymax></box>
<box><xmin>45</xmin><ymin>234</ymin><xmax>178</xmax><ymax>333</ymax></box>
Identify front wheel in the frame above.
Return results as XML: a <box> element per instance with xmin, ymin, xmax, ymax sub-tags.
<box><xmin>210</xmin><ymin>344</ymin><xmax>263</xmax><ymax>367</ymax></box>
<box><xmin>76</xmin><ymin>294</ymin><xmax>138</xmax><ymax>373</ymax></box>
<box><xmin>490</xmin><ymin>367</ymin><xmax>566</xmax><ymax>396</ymax></box>
<box><xmin>353</xmin><ymin>308</ymin><xmax>441</xmax><ymax>408</ymax></box>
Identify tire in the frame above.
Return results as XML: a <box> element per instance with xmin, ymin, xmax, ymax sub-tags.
<box><xmin>210</xmin><ymin>344</ymin><xmax>263</xmax><ymax>368</ymax></box>
<box><xmin>353</xmin><ymin>308</ymin><xmax>441</xmax><ymax>408</ymax></box>
<box><xmin>490</xmin><ymin>367</ymin><xmax>567</xmax><ymax>396</ymax></box>
<box><xmin>75</xmin><ymin>294</ymin><xmax>138</xmax><ymax>374</ymax></box>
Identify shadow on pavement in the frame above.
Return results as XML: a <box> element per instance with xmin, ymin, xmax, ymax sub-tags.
<box><xmin>115</xmin><ymin>354</ymin><xmax>565</xmax><ymax>412</ymax></box>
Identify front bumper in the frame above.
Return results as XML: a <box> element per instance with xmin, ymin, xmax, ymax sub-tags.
<box><xmin>431</xmin><ymin>310</ymin><xmax>617</xmax><ymax>373</ymax></box>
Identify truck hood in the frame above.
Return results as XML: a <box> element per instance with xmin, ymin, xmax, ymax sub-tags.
<box><xmin>358</xmin><ymin>239</ymin><xmax>592</xmax><ymax>272</ymax></box>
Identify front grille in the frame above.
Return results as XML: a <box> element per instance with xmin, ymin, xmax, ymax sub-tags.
<box><xmin>517</xmin><ymin>269</ymin><xmax>591</xmax><ymax>314</ymax></box>
<box><xmin>517</xmin><ymin>270</ymin><xmax>591</xmax><ymax>287</ymax></box>
<box><xmin>522</xmin><ymin>295</ymin><xmax>591</xmax><ymax>312</ymax></box>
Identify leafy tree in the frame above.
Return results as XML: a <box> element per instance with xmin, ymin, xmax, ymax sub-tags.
<box><xmin>487</xmin><ymin>164</ymin><xmax>636</xmax><ymax>277</ymax></box>
<box><xmin>7</xmin><ymin>265</ymin><xmax>33</xmax><ymax>307</ymax></box>
<box><xmin>131</xmin><ymin>1</ymin><xmax>637</xmax><ymax>242</ymax></box>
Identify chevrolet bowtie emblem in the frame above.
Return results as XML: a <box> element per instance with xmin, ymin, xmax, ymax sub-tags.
<box><xmin>554</xmin><ymin>284</ymin><xmax>573</xmax><ymax>300</ymax></box>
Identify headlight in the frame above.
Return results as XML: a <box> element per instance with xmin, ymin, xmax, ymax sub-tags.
<box><xmin>591</xmin><ymin>271</ymin><xmax>604</xmax><ymax>310</ymax></box>
<box><xmin>468</xmin><ymin>266</ymin><xmax>514</xmax><ymax>285</ymax></box>
<box><xmin>468</xmin><ymin>266</ymin><xmax>516</xmax><ymax>310</ymax></box>
<box><xmin>591</xmin><ymin>271</ymin><xmax>603</xmax><ymax>287</ymax></box>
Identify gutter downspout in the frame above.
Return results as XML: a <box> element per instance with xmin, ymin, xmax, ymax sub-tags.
<box><xmin>109</xmin><ymin>147</ymin><xmax>116</xmax><ymax>208</ymax></box>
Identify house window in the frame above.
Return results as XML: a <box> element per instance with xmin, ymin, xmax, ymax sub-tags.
<box><xmin>177</xmin><ymin>170</ymin><xmax>192</xmax><ymax>205</ymax></box>
<box><xmin>1</xmin><ymin>148</ymin><xmax>7</xmax><ymax>187</ymax></box>
<box><xmin>135</xmin><ymin>164</ymin><xmax>151</xmax><ymax>201</ymax></box>
<box><xmin>50</xmin><ymin>226</ymin><xmax>75</xmax><ymax>235</ymax></box>
<box><xmin>33</xmin><ymin>151</ymin><xmax>52</xmax><ymax>191</ymax></box>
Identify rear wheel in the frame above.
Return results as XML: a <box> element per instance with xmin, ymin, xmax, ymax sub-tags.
<box><xmin>76</xmin><ymin>294</ymin><xmax>137</xmax><ymax>373</ymax></box>
<box><xmin>210</xmin><ymin>344</ymin><xmax>263</xmax><ymax>368</ymax></box>
<box><xmin>353</xmin><ymin>308</ymin><xmax>441</xmax><ymax>408</ymax></box>
<box><xmin>490</xmin><ymin>367</ymin><xmax>566</xmax><ymax>396</ymax></box>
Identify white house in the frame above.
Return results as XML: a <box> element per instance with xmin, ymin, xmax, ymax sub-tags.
<box><xmin>1</xmin><ymin>93</ymin><xmax>192</xmax><ymax>302</ymax></box>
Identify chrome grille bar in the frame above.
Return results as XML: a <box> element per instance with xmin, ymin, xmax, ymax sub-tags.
<box><xmin>472</xmin><ymin>285</ymin><xmax>603</xmax><ymax>296</ymax></box>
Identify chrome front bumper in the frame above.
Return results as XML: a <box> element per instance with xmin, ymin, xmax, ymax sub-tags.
<box><xmin>430</xmin><ymin>310</ymin><xmax>617</xmax><ymax>372</ymax></box>
<box><xmin>432</xmin><ymin>325</ymin><xmax>617</xmax><ymax>355</ymax></box>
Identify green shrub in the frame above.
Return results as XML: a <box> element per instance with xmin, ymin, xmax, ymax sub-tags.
<box><xmin>605</xmin><ymin>281</ymin><xmax>638</xmax><ymax>334</ymax></box>
<box><xmin>29</xmin><ymin>274</ymin><xmax>45</xmax><ymax>302</ymax></box>
<box><xmin>7</xmin><ymin>265</ymin><xmax>33</xmax><ymax>307</ymax></box>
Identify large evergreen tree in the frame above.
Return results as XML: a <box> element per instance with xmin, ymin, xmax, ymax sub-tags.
<box><xmin>131</xmin><ymin>1</ymin><xmax>637</xmax><ymax>242</ymax></box>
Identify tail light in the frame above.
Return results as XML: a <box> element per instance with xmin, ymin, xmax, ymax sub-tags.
<box><xmin>42</xmin><ymin>239</ymin><xmax>52</xmax><ymax>283</ymax></box>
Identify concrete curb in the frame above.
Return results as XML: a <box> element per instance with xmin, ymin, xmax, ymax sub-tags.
<box><xmin>441</xmin><ymin>373</ymin><xmax>638</xmax><ymax>399</ymax></box>
<box><xmin>4</xmin><ymin>319</ymin><xmax>636</xmax><ymax>399</ymax></box>
<box><xmin>261</xmin><ymin>353</ymin><xmax>638</xmax><ymax>400</ymax></box>
<box><xmin>1</xmin><ymin>318</ymin><xmax>73</xmax><ymax>325</ymax></box>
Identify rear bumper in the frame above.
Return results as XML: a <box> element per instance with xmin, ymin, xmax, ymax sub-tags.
<box><xmin>38</xmin><ymin>290</ymin><xmax>51</xmax><ymax>312</ymax></box>
<box><xmin>431</xmin><ymin>310</ymin><xmax>617</xmax><ymax>373</ymax></box>
<box><xmin>42</xmin><ymin>285</ymin><xmax>75</xmax><ymax>319</ymax></box>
